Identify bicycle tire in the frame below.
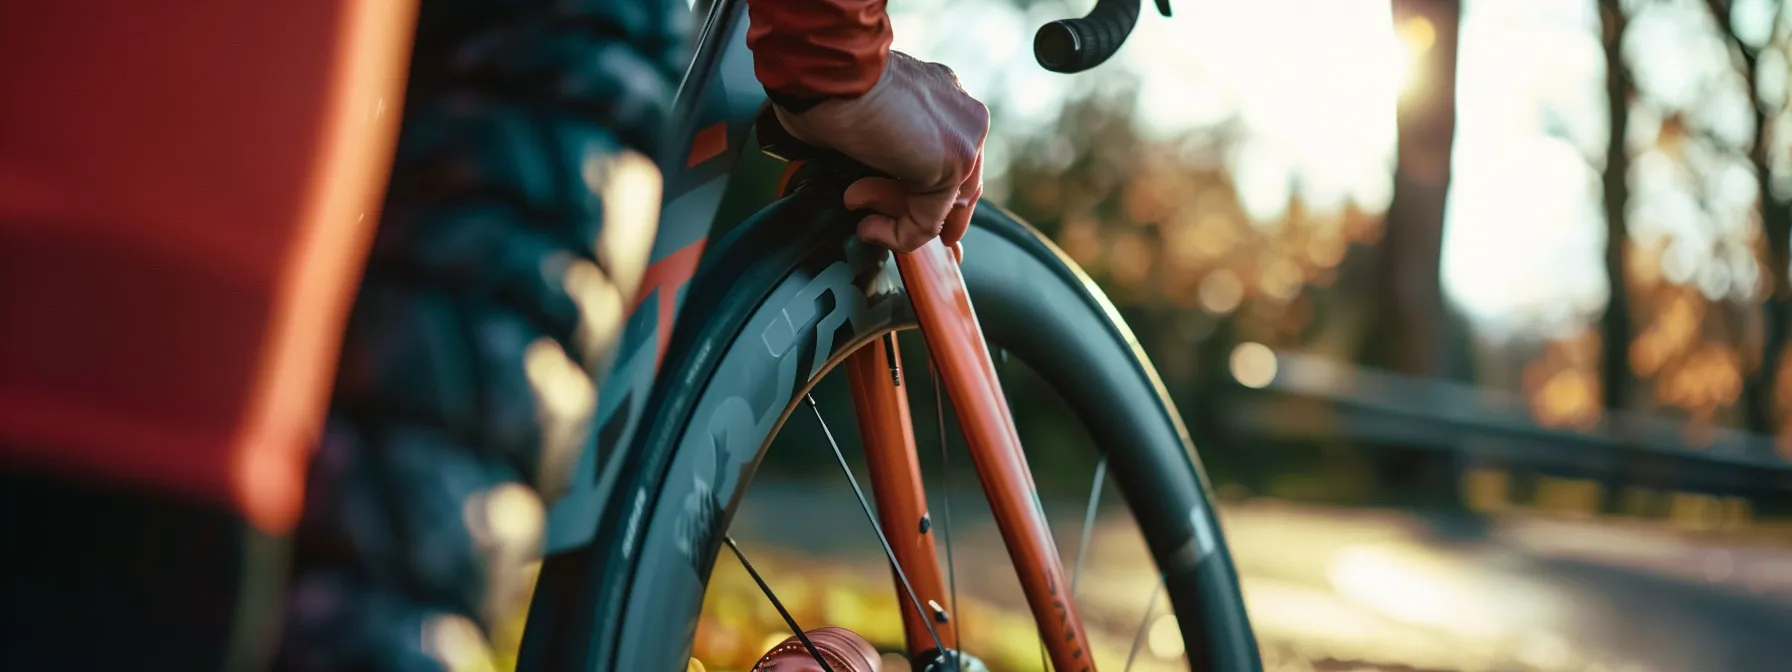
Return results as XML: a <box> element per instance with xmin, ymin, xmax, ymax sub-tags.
<box><xmin>524</xmin><ymin>185</ymin><xmax>1260</xmax><ymax>672</ymax></box>
<box><xmin>277</xmin><ymin>2</ymin><xmax>685</xmax><ymax>667</ymax></box>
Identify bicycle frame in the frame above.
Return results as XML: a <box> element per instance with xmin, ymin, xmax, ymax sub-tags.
<box><xmin>535</xmin><ymin>0</ymin><xmax>1101</xmax><ymax>667</ymax></box>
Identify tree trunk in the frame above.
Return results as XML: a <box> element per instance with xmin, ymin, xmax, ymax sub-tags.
<box><xmin>1599</xmin><ymin>0</ymin><xmax>1633</xmax><ymax>417</ymax></box>
<box><xmin>1366</xmin><ymin>0</ymin><xmax>1461</xmax><ymax>378</ymax></box>
<box><xmin>1745</xmin><ymin>173</ymin><xmax>1790</xmax><ymax>437</ymax></box>
<box><xmin>1362</xmin><ymin>0</ymin><xmax>1465</xmax><ymax>519</ymax></box>
<box><xmin>1704</xmin><ymin>0</ymin><xmax>1792</xmax><ymax>437</ymax></box>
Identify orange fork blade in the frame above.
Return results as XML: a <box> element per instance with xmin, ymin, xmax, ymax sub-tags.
<box><xmin>845</xmin><ymin>336</ymin><xmax>957</xmax><ymax>657</ymax></box>
<box><xmin>895</xmin><ymin>239</ymin><xmax>1097</xmax><ymax>672</ymax></box>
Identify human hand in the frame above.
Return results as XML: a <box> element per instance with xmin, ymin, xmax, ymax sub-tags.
<box><xmin>772</xmin><ymin>51</ymin><xmax>989</xmax><ymax>254</ymax></box>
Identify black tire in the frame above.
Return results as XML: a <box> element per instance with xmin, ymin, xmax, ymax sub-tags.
<box><xmin>530</xmin><ymin>184</ymin><xmax>1261</xmax><ymax>672</ymax></box>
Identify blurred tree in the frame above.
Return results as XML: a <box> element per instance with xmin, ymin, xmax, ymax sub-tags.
<box><xmin>1000</xmin><ymin>88</ymin><xmax>1382</xmax><ymax>365</ymax></box>
<box><xmin>1701</xmin><ymin>0</ymin><xmax>1792</xmax><ymax>437</ymax></box>
<box><xmin>1601</xmin><ymin>0</ymin><xmax>1637</xmax><ymax>416</ymax></box>
<box><xmin>1365</xmin><ymin>0</ymin><xmax>1464</xmax><ymax>378</ymax></box>
<box><xmin>1560</xmin><ymin>0</ymin><xmax>1792</xmax><ymax>432</ymax></box>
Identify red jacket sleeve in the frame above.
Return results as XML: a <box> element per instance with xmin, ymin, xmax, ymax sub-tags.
<box><xmin>744</xmin><ymin>0</ymin><xmax>892</xmax><ymax>103</ymax></box>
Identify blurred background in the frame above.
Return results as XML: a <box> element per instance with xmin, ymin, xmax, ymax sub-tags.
<box><xmin>509</xmin><ymin>0</ymin><xmax>1792</xmax><ymax>670</ymax></box>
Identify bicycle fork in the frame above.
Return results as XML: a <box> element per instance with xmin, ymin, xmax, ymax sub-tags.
<box><xmin>841</xmin><ymin>238</ymin><xmax>1098</xmax><ymax>671</ymax></box>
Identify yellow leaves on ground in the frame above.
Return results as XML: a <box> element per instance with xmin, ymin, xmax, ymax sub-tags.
<box><xmin>690</xmin><ymin>547</ymin><xmax>1185</xmax><ymax>672</ymax></box>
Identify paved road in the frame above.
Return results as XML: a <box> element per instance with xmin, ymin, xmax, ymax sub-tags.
<box><xmin>705</xmin><ymin>480</ymin><xmax>1792</xmax><ymax>672</ymax></box>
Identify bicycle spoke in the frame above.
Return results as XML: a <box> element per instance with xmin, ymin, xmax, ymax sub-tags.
<box><xmin>931</xmin><ymin>362</ymin><xmax>964</xmax><ymax>653</ymax></box>
<box><xmin>804</xmin><ymin>394</ymin><xmax>949</xmax><ymax>658</ymax></box>
<box><xmin>724</xmin><ymin>536</ymin><xmax>837</xmax><ymax>672</ymax></box>
<box><xmin>1122</xmin><ymin>583</ymin><xmax>1165</xmax><ymax>672</ymax></box>
<box><xmin>1071</xmin><ymin>455</ymin><xmax>1108</xmax><ymax>597</ymax></box>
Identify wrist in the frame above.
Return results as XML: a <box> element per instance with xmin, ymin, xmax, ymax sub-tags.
<box><xmin>762</xmin><ymin>49</ymin><xmax>895</xmax><ymax>115</ymax></box>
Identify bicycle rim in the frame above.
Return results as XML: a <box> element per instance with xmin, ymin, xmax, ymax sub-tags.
<box><xmin>523</xmin><ymin>192</ymin><xmax>1258</xmax><ymax>672</ymax></box>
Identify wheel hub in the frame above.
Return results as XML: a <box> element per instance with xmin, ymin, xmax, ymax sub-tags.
<box><xmin>751</xmin><ymin>627</ymin><xmax>880</xmax><ymax>672</ymax></box>
<box><xmin>745</xmin><ymin>628</ymin><xmax>989</xmax><ymax>672</ymax></box>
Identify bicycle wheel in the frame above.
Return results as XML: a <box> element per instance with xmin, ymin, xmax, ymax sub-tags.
<box><xmin>524</xmin><ymin>185</ymin><xmax>1259</xmax><ymax>672</ymax></box>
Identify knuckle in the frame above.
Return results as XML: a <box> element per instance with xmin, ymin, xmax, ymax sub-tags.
<box><xmin>951</xmin><ymin>98</ymin><xmax>990</xmax><ymax>143</ymax></box>
<box><xmin>970</xmin><ymin>101</ymin><xmax>991</xmax><ymax>136</ymax></box>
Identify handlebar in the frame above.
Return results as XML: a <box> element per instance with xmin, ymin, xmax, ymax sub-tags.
<box><xmin>1033</xmin><ymin>0</ymin><xmax>1167</xmax><ymax>74</ymax></box>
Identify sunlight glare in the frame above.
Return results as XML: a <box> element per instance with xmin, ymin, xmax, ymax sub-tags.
<box><xmin>1185</xmin><ymin>0</ymin><xmax>1406</xmax><ymax>217</ymax></box>
<box><xmin>1441</xmin><ymin>0</ymin><xmax>1608</xmax><ymax>338</ymax></box>
<box><xmin>1393</xmin><ymin>15</ymin><xmax>1434</xmax><ymax>96</ymax></box>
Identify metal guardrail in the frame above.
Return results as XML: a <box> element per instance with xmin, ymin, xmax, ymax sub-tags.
<box><xmin>1217</xmin><ymin>345</ymin><xmax>1792</xmax><ymax>473</ymax></box>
